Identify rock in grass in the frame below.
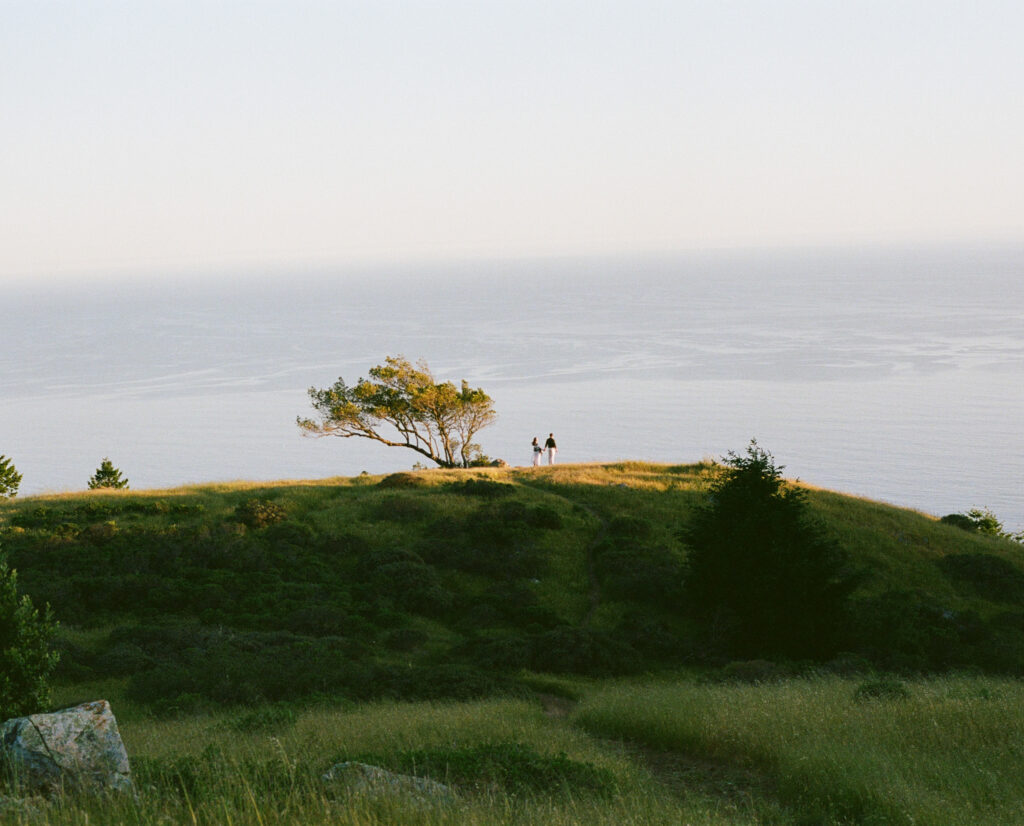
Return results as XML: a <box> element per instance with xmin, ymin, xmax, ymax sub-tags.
<box><xmin>322</xmin><ymin>762</ymin><xmax>455</xmax><ymax>803</ymax></box>
<box><xmin>0</xmin><ymin>700</ymin><xmax>133</xmax><ymax>797</ymax></box>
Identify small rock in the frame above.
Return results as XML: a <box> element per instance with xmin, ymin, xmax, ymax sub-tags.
<box><xmin>321</xmin><ymin>761</ymin><xmax>455</xmax><ymax>803</ymax></box>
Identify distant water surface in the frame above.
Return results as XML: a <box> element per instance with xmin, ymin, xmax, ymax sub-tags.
<box><xmin>3</xmin><ymin>246</ymin><xmax>1023</xmax><ymax>530</ymax></box>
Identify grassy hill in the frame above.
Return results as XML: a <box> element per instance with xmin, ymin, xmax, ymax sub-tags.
<box><xmin>6</xmin><ymin>462</ymin><xmax>1024</xmax><ymax>824</ymax></box>
<box><xmin>3</xmin><ymin>461</ymin><xmax>1024</xmax><ymax>712</ymax></box>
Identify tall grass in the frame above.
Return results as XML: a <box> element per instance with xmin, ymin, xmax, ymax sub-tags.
<box><xmin>16</xmin><ymin>695</ymin><xmax>768</xmax><ymax>825</ymax></box>
<box><xmin>574</xmin><ymin>674</ymin><xmax>1024</xmax><ymax>825</ymax></box>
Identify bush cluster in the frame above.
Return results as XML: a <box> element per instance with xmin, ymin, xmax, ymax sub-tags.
<box><xmin>379</xmin><ymin>742</ymin><xmax>616</xmax><ymax>796</ymax></box>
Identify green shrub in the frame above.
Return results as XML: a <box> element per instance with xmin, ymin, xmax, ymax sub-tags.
<box><xmin>719</xmin><ymin>659</ymin><xmax>788</xmax><ymax>684</ymax></box>
<box><xmin>0</xmin><ymin>553</ymin><xmax>60</xmax><ymax>718</ymax></box>
<box><xmin>221</xmin><ymin>703</ymin><xmax>298</xmax><ymax>733</ymax></box>
<box><xmin>854</xmin><ymin>678</ymin><xmax>911</xmax><ymax>702</ymax></box>
<box><xmin>235</xmin><ymin>498</ymin><xmax>287</xmax><ymax>528</ymax></box>
<box><xmin>447</xmin><ymin>478</ymin><xmax>514</xmax><ymax>498</ymax></box>
<box><xmin>608</xmin><ymin>515</ymin><xmax>653</xmax><ymax>539</ymax></box>
<box><xmin>529</xmin><ymin>627</ymin><xmax>641</xmax><ymax>676</ymax></box>
<box><xmin>528</xmin><ymin>505</ymin><xmax>563</xmax><ymax>529</ymax></box>
<box><xmin>377</xmin><ymin>472</ymin><xmax>428</xmax><ymax>489</ymax></box>
<box><xmin>367</xmin><ymin>494</ymin><xmax>435</xmax><ymax>523</ymax></box>
<box><xmin>383</xmin><ymin>628</ymin><xmax>428</xmax><ymax>652</ymax></box>
<box><xmin>381</xmin><ymin>743</ymin><xmax>616</xmax><ymax>796</ymax></box>
<box><xmin>937</xmin><ymin>553</ymin><xmax>1024</xmax><ymax>603</ymax></box>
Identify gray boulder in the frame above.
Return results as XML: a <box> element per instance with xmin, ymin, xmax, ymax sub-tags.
<box><xmin>322</xmin><ymin>761</ymin><xmax>455</xmax><ymax>803</ymax></box>
<box><xmin>0</xmin><ymin>700</ymin><xmax>133</xmax><ymax>797</ymax></box>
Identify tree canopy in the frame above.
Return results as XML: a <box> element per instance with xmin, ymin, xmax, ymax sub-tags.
<box><xmin>298</xmin><ymin>356</ymin><xmax>497</xmax><ymax>469</ymax></box>
<box><xmin>681</xmin><ymin>441</ymin><xmax>856</xmax><ymax>659</ymax></box>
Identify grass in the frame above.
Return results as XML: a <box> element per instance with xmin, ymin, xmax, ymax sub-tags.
<box><xmin>27</xmin><ymin>673</ymin><xmax>1024</xmax><ymax>824</ymax></box>
<box><xmin>5</xmin><ymin>462</ymin><xmax>1024</xmax><ymax>821</ymax></box>
<box><xmin>574</xmin><ymin>673</ymin><xmax>1024</xmax><ymax>825</ymax></box>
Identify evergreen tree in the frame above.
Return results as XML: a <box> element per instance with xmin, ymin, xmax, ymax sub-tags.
<box><xmin>0</xmin><ymin>455</ymin><xmax>21</xmax><ymax>498</ymax></box>
<box><xmin>681</xmin><ymin>441</ymin><xmax>857</xmax><ymax>659</ymax></box>
<box><xmin>88</xmin><ymin>458</ymin><xmax>129</xmax><ymax>490</ymax></box>
<box><xmin>0</xmin><ymin>551</ymin><xmax>60</xmax><ymax>718</ymax></box>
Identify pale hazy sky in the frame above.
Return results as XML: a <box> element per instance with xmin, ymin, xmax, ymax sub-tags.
<box><xmin>3</xmin><ymin>1</ymin><xmax>1023</xmax><ymax>282</ymax></box>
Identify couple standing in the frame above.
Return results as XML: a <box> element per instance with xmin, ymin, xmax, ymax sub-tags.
<box><xmin>531</xmin><ymin>433</ymin><xmax>557</xmax><ymax>467</ymax></box>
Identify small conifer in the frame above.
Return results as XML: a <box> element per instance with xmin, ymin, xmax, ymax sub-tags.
<box><xmin>88</xmin><ymin>458</ymin><xmax>129</xmax><ymax>490</ymax></box>
<box><xmin>0</xmin><ymin>455</ymin><xmax>21</xmax><ymax>498</ymax></box>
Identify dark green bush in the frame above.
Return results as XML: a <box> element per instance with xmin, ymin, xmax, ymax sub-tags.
<box><xmin>453</xmin><ymin>633</ymin><xmax>532</xmax><ymax>670</ymax></box>
<box><xmin>381</xmin><ymin>743</ymin><xmax>616</xmax><ymax>796</ymax></box>
<box><xmin>221</xmin><ymin>703</ymin><xmax>298</xmax><ymax>733</ymax></box>
<box><xmin>719</xmin><ymin>659</ymin><xmax>788</xmax><ymax>684</ymax></box>
<box><xmin>937</xmin><ymin>553</ymin><xmax>1024</xmax><ymax>603</ymax></box>
<box><xmin>0</xmin><ymin>555</ymin><xmax>60</xmax><ymax>718</ymax></box>
<box><xmin>528</xmin><ymin>627</ymin><xmax>640</xmax><ymax>676</ymax></box>
<box><xmin>235</xmin><ymin>499</ymin><xmax>287</xmax><ymax>529</ymax></box>
<box><xmin>368</xmin><ymin>494</ymin><xmax>435</xmax><ymax>523</ymax></box>
<box><xmin>854</xmin><ymin>679</ymin><xmax>911</xmax><ymax>702</ymax></box>
<box><xmin>593</xmin><ymin>539</ymin><xmax>685</xmax><ymax>607</ymax></box>
<box><xmin>377</xmin><ymin>473</ymin><xmax>428</xmax><ymax>489</ymax></box>
<box><xmin>528</xmin><ymin>505</ymin><xmax>563</xmax><ymax>530</ymax></box>
<box><xmin>608</xmin><ymin>515</ymin><xmax>653</xmax><ymax>539</ymax></box>
<box><xmin>447</xmin><ymin>478</ymin><xmax>514</xmax><ymax>498</ymax></box>
<box><xmin>383</xmin><ymin>628</ymin><xmax>428</xmax><ymax>652</ymax></box>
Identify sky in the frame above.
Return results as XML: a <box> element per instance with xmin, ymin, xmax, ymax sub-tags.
<box><xmin>3</xmin><ymin>1</ymin><xmax>1023</xmax><ymax>283</ymax></box>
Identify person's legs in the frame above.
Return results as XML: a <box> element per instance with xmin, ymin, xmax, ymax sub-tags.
<box><xmin>548</xmin><ymin>448</ymin><xmax>556</xmax><ymax>465</ymax></box>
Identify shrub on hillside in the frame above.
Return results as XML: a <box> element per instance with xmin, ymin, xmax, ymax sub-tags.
<box><xmin>366</xmin><ymin>494</ymin><xmax>435</xmax><ymax>523</ymax></box>
<box><xmin>377</xmin><ymin>472</ymin><xmax>428</xmax><ymax>489</ymax></box>
<box><xmin>854</xmin><ymin>679</ymin><xmax>911</xmax><ymax>702</ymax></box>
<box><xmin>0</xmin><ymin>553</ymin><xmax>60</xmax><ymax>718</ymax></box>
<box><xmin>447</xmin><ymin>478</ymin><xmax>514</xmax><ymax>498</ymax></box>
<box><xmin>937</xmin><ymin>553</ymin><xmax>1024</xmax><ymax>603</ymax></box>
<box><xmin>528</xmin><ymin>627</ymin><xmax>641</xmax><ymax>676</ymax></box>
<box><xmin>235</xmin><ymin>498</ymin><xmax>287</xmax><ymax>528</ymax></box>
<box><xmin>593</xmin><ymin>538</ymin><xmax>685</xmax><ymax>607</ymax></box>
<box><xmin>941</xmin><ymin>508</ymin><xmax>1024</xmax><ymax>543</ymax></box>
<box><xmin>380</xmin><ymin>743</ymin><xmax>616</xmax><ymax>796</ymax></box>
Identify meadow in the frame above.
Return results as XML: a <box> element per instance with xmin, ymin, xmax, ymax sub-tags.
<box><xmin>4</xmin><ymin>462</ymin><xmax>1024</xmax><ymax>822</ymax></box>
<box><xmin>27</xmin><ymin>672</ymin><xmax>1024</xmax><ymax>825</ymax></box>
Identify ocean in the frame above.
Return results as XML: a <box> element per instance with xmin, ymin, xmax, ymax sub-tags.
<box><xmin>3</xmin><ymin>245</ymin><xmax>1023</xmax><ymax>530</ymax></box>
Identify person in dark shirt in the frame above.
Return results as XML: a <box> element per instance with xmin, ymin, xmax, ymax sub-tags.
<box><xmin>544</xmin><ymin>433</ymin><xmax>557</xmax><ymax>465</ymax></box>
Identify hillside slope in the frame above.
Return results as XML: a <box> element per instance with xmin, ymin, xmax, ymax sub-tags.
<box><xmin>2</xmin><ymin>462</ymin><xmax>1023</xmax><ymax>708</ymax></box>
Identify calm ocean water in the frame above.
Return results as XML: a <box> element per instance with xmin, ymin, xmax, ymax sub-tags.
<box><xmin>4</xmin><ymin>246</ymin><xmax>1023</xmax><ymax>530</ymax></box>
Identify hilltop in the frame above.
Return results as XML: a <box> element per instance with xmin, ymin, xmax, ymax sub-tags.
<box><xmin>2</xmin><ymin>462</ymin><xmax>1024</xmax><ymax>711</ymax></box>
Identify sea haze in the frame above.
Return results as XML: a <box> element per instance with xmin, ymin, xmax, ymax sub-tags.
<box><xmin>4</xmin><ymin>246</ymin><xmax>1023</xmax><ymax>530</ymax></box>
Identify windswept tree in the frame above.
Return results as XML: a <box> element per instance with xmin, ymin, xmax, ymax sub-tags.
<box><xmin>298</xmin><ymin>356</ymin><xmax>497</xmax><ymax>468</ymax></box>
